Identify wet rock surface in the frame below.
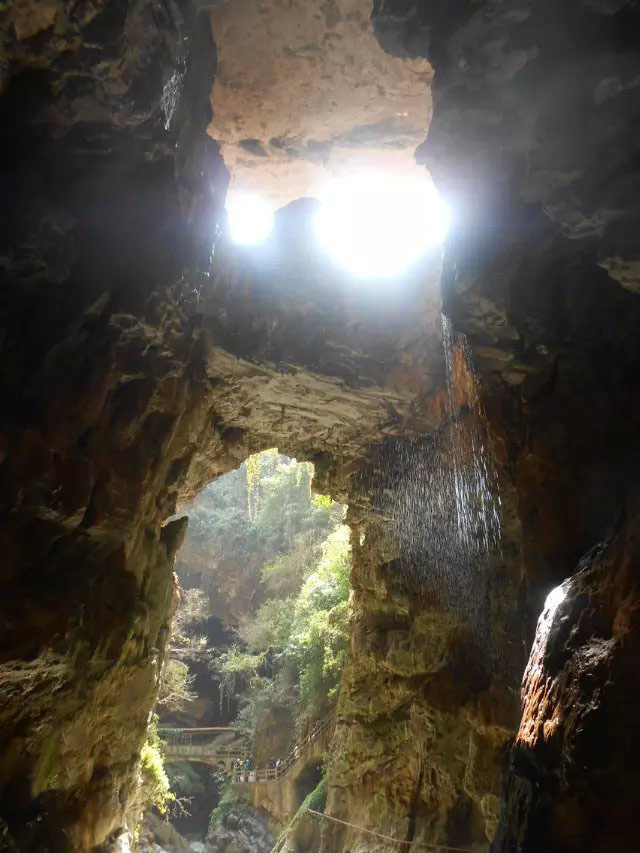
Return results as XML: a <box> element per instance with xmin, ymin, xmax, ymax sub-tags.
<box><xmin>495</xmin><ymin>506</ymin><xmax>640</xmax><ymax>852</ymax></box>
<box><xmin>0</xmin><ymin>1</ymin><xmax>225</xmax><ymax>847</ymax></box>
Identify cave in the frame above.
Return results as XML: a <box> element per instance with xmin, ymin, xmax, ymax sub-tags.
<box><xmin>295</xmin><ymin>760</ymin><xmax>325</xmax><ymax>809</ymax></box>
<box><xmin>1</xmin><ymin>1</ymin><xmax>640</xmax><ymax>852</ymax></box>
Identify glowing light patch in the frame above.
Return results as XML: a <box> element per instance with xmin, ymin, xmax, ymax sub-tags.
<box><xmin>544</xmin><ymin>584</ymin><xmax>567</xmax><ymax>615</ymax></box>
<box><xmin>227</xmin><ymin>193</ymin><xmax>274</xmax><ymax>245</ymax></box>
<box><xmin>314</xmin><ymin>173</ymin><xmax>449</xmax><ymax>278</ymax></box>
<box><xmin>516</xmin><ymin>580</ymin><xmax>570</xmax><ymax>748</ymax></box>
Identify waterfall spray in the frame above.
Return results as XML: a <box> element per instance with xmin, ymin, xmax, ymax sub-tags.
<box><xmin>441</xmin><ymin>313</ymin><xmax>501</xmax><ymax>556</ymax></box>
<box><xmin>361</xmin><ymin>314</ymin><xmax>501</xmax><ymax>639</ymax></box>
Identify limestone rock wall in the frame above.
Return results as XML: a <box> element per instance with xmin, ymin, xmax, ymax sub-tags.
<box><xmin>495</xmin><ymin>505</ymin><xmax>640</xmax><ymax>851</ymax></box>
<box><xmin>0</xmin><ymin>1</ymin><xmax>227</xmax><ymax>847</ymax></box>
<box><xmin>364</xmin><ymin>0</ymin><xmax>640</xmax><ymax>849</ymax></box>
<box><xmin>322</xmin><ymin>449</ymin><xmax>524</xmax><ymax>851</ymax></box>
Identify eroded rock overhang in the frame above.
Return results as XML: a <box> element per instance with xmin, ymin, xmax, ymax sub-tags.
<box><xmin>208</xmin><ymin>0</ymin><xmax>432</xmax><ymax>207</ymax></box>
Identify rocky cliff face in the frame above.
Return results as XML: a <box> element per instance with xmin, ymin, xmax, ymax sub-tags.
<box><xmin>1</xmin><ymin>1</ymin><xmax>639</xmax><ymax>851</ymax></box>
<box><xmin>206</xmin><ymin>800</ymin><xmax>273</xmax><ymax>853</ymax></box>
<box><xmin>322</xmin><ymin>405</ymin><xmax>524</xmax><ymax>850</ymax></box>
<box><xmin>0</xmin><ymin>1</ymin><xmax>225</xmax><ymax>848</ymax></box>
<box><xmin>0</xmin><ymin>3</ymin><xmax>446</xmax><ymax>848</ymax></box>
<box><xmin>360</xmin><ymin>0</ymin><xmax>640</xmax><ymax>850</ymax></box>
<box><xmin>495</xmin><ymin>505</ymin><xmax>640</xmax><ymax>851</ymax></box>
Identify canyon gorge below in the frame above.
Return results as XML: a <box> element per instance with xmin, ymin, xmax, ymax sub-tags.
<box><xmin>1</xmin><ymin>0</ymin><xmax>640</xmax><ymax>851</ymax></box>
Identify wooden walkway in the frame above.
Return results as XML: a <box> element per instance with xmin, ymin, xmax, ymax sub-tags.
<box><xmin>232</xmin><ymin>714</ymin><xmax>334</xmax><ymax>783</ymax></box>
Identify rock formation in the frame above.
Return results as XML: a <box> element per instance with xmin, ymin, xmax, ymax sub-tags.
<box><xmin>0</xmin><ymin>0</ymin><xmax>639</xmax><ymax>851</ymax></box>
<box><xmin>495</xmin><ymin>506</ymin><xmax>640</xmax><ymax>851</ymax></box>
<box><xmin>209</xmin><ymin>0</ymin><xmax>431</xmax><ymax>205</ymax></box>
<box><xmin>359</xmin><ymin>0</ymin><xmax>640</xmax><ymax>850</ymax></box>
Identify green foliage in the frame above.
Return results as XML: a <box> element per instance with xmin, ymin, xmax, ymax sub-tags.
<box><xmin>238</xmin><ymin>597</ymin><xmax>295</xmax><ymax>651</ymax></box>
<box><xmin>158</xmin><ymin>586</ymin><xmax>211</xmax><ymax>718</ymax></box>
<box><xmin>312</xmin><ymin>494</ymin><xmax>335</xmax><ymax>509</ymax></box>
<box><xmin>176</xmin><ymin>452</ymin><xmax>342</xmax><ymax>582</ymax></box>
<box><xmin>216</xmin><ymin>645</ymin><xmax>264</xmax><ymax>711</ymax></box>
<box><xmin>171</xmin><ymin>451</ymin><xmax>351</xmax><ymax>755</ymax></box>
<box><xmin>232</xmin><ymin>677</ymin><xmax>287</xmax><ymax>744</ymax></box>
<box><xmin>173</xmin><ymin>588</ymin><xmax>209</xmax><ymax>641</ymax></box>
<box><xmin>301</xmin><ymin>774</ymin><xmax>327</xmax><ymax>815</ymax></box>
<box><xmin>218</xmin><ymin>648</ymin><xmax>263</xmax><ymax>675</ymax></box>
<box><xmin>140</xmin><ymin>717</ymin><xmax>174</xmax><ymax>815</ymax></box>
<box><xmin>251</xmin><ymin>458</ymin><xmax>337</xmax><ymax>556</ymax></box>
<box><xmin>285</xmin><ymin>526</ymin><xmax>351</xmax><ymax>713</ymax></box>
<box><xmin>278</xmin><ymin>774</ymin><xmax>327</xmax><ymax>847</ymax></box>
<box><xmin>260</xmin><ymin>539</ymin><xmax>317</xmax><ymax>598</ymax></box>
<box><xmin>235</xmin><ymin>524</ymin><xmax>351</xmax><ymax>737</ymax></box>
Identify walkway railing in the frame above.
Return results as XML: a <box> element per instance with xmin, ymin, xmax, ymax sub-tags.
<box><xmin>158</xmin><ymin>714</ymin><xmax>334</xmax><ymax>780</ymax></box>
<box><xmin>165</xmin><ymin>743</ymin><xmax>245</xmax><ymax>761</ymax></box>
<box><xmin>233</xmin><ymin>713</ymin><xmax>335</xmax><ymax>784</ymax></box>
<box><xmin>159</xmin><ymin>726</ymin><xmax>238</xmax><ymax>746</ymax></box>
<box><xmin>159</xmin><ymin>726</ymin><xmax>246</xmax><ymax>764</ymax></box>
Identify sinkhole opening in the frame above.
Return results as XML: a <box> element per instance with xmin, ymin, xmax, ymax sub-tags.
<box><xmin>224</xmin><ymin>172</ymin><xmax>450</xmax><ymax>277</ymax></box>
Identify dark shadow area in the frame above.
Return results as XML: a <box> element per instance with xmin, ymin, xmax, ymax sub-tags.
<box><xmin>295</xmin><ymin>759</ymin><xmax>324</xmax><ymax>807</ymax></box>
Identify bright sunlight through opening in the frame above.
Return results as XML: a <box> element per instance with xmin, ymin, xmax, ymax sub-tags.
<box><xmin>227</xmin><ymin>192</ymin><xmax>274</xmax><ymax>245</ymax></box>
<box><xmin>225</xmin><ymin>173</ymin><xmax>450</xmax><ymax>277</ymax></box>
<box><xmin>314</xmin><ymin>172</ymin><xmax>449</xmax><ymax>278</ymax></box>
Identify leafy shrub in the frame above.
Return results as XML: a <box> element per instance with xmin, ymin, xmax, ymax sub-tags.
<box><xmin>139</xmin><ymin>717</ymin><xmax>174</xmax><ymax>815</ymax></box>
<box><xmin>166</xmin><ymin>761</ymin><xmax>206</xmax><ymax>800</ymax></box>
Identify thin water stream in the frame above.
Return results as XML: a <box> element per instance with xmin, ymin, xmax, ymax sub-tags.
<box><xmin>361</xmin><ymin>314</ymin><xmax>501</xmax><ymax>640</ymax></box>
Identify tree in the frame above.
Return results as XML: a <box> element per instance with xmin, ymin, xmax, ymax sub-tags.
<box><xmin>158</xmin><ymin>588</ymin><xmax>210</xmax><ymax>712</ymax></box>
<box><xmin>158</xmin><ymin>659</ymin><xmax>196</xmax><ymax>712</ymax></box>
